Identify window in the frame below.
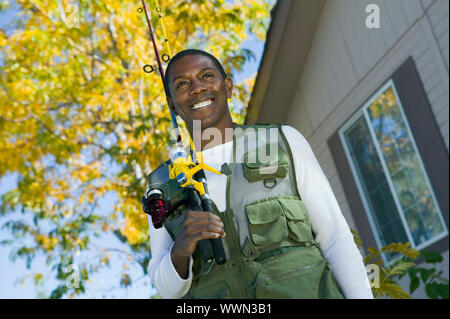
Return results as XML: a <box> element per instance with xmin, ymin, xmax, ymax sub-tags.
<box><xmin>339</xmin><ymin>80</ymin><xmax>448</xmax><ymax>262</ymax></box>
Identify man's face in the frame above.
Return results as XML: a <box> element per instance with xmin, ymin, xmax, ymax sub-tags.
<box><xmin>167</xmin><ymin>54</ymin><xmax>233</xmax><ymax>130</ymax></box>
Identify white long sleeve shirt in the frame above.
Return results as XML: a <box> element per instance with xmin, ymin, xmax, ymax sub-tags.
<box><xmin>147</xmin><ymin>125</ymin><xmax>373</xmax><ymax>299</ymax></box>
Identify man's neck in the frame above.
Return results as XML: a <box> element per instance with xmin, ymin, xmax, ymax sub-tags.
<box><xmin>190</xmin><ymin>117</ymin><xmax>234</xmax><ymax>151</ymax></box>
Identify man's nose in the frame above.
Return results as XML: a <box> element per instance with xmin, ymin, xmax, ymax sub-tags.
<box><xmin>189</xmin><ymin>78</ymin><xmax>206</xmax><ymax>95</ymax></box>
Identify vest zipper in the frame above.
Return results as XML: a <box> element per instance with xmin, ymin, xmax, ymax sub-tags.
<box><xmin>252</xmin><ymin>260</ymin><xmax>324</xmax><ymax>289</ymax></box>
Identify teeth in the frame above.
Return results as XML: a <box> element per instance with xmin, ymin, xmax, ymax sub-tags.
<box><xmin>192</xmin><ymin>99</ymin><xmax>213</xmax><ymax>110</ymax></box>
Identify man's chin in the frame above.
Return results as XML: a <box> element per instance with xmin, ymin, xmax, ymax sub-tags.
<box><xmin>189</xmin><ymin>117</ymin><xmax>217</xmax><ymax>131</ymax></box>
<box><xmin>184</xmin><ymin>107</ymin><xmax>230</xmax><ymax>132</ymax></box>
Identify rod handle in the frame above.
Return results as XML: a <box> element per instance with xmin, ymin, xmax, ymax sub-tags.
<box><xmin>202</xmin><ymin>197</ymin><xmax>227</xmax><ymax>265</ymax></box>
<box><xmin>187</xmin><ymin>188</ymin><xmax>214</xmax><ymax>264</ymax></box>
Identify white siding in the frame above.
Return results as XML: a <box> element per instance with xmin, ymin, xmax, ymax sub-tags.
<box><xmin>284</xmin><ymin>0</ymin><xmax>449</xmax><ymax>298</ymax></box>
<box><xmin>425</xmin><ymin>0</ymin><xmax>449</xmax><ymax>147</ymax></box>
<box><xmin>286</xmin><ymin>0</ymin><xmax>449</xmax><ymax>225</ymax></box>
<box><xmin>421</xmin><ymin>0</ymin><xmax>434</xmax><ymax>10</ymax></box>
<box><xmin>428</xmin><ymin>0</ymin><xmax>449</xmax><ymax>70</ymax></box>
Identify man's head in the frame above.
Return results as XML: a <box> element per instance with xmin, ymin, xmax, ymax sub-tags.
<box><xmin>164</xmin><ymin>49</ymin><xmax>233</xmax><ymax>132</ymax></box>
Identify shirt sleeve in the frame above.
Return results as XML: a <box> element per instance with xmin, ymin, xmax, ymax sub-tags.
<box><xmin>147</xmin><ymin>215</ymin><xmax>194</xmax><ymax>299</ymax></box>
<box><xmin>281</xmin><ymin>125</ymin><xmax>373</xmax><ymax>299</ymax></box>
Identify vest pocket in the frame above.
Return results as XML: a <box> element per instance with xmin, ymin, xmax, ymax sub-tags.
<box><xmin>243</xmin><ymin>143</ymin><xmax>289</xmax><ymax>183</ymax></box>
<box><xmin>254</xmin><ymin>259</ymin><xmax>326</xmax><ymax>298</ymax></box>
<box><xmin>277</xmin><ymin>197</ymin><xmax>315</xmax><ymax>244</ymax></box>
<box><xmin>245</xmin><ymin>196</ymin><xmax>315</xmax><ymax>249</ymax></box>
<box><xmin>189</xmin><ymin>280</ymin><xmax>232</xmax><ymax>299</ymax></box>
<box><xmin>253</xmin><ymin>246</ymin><xmax>343</xmax><ymax>298</ymax></box>
<box><xmin>245</xmin><ymin>198</ymin><xmax>288</xmax><ymax>246</ymax></box>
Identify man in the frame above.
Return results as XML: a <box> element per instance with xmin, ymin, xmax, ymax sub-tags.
<box><xmin>146</xmin><ymin>49</ymin><xmax>373</xmax><ymax>298</ymax></box>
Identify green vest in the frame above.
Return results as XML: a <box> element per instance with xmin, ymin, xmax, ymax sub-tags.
<box><xmin>147</xmin><ymin>124</ymin><xmax>344</xmax><ymax>299</ymax></box>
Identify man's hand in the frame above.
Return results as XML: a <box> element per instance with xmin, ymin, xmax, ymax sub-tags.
<box><xmin>171</xmin><ymin>210</ymin><xmax>226</xmax><ymax>279</ymax></box>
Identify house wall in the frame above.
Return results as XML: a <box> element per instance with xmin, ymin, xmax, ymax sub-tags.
<box><xmin>283</xmin><ymin>0</ymin><xmax>449</xmax><ymax>298</ymax></box>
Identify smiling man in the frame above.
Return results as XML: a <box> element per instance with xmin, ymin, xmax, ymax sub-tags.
<box><xmin>164</xmin><ymin>50</ymin><xmax>234</xmax><ymax>150</ymax></box>
<box><xmin>145</xmin><ymin>49</ymin><xmax>373</xmax><ymax>299</ymax></box>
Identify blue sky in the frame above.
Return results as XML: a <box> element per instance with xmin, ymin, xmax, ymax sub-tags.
<box><xmin>0</xmin><ymin>3</ymin><xmax>267</xmax><ymax>298</ymax></box>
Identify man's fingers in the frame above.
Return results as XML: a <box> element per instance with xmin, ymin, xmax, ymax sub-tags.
<box><xmin>189</xmin><ymin>232</ymin><xmax>222</xmax><ymax>244</ymax></box>
<box><xmin>186</xmin><ymin>224</ymin><xmax>225</xmax><ymax>237</ymax></box>
<box><xmin>185</xmin><ymin>210</ymin><xmax>224</xmax><ymax>227</ymax></box>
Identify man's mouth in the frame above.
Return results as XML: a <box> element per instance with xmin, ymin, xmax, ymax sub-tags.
<box><xmin>191</xmin><ymin>98</ymin><xmax>214</xmax><ymax>110</ymax></box>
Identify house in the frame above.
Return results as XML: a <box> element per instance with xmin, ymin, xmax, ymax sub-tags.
<box><xmin>246</xmin><ymin>0</ymin><xmax>449</xmax><ymax>298</ymax></box>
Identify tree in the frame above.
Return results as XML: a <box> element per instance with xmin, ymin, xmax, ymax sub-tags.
<box><xmin>0</xmin><ymin>0</ymin><xmax>274</xmax><ymax>298</ymax></box>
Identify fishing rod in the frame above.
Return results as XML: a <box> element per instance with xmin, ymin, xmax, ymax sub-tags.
<box><xmin>140</xmin><ymin>0</ymin><xmax>226</xmax><ymax>265</ymax></box>
<box><xmin>140</xmin><ymin>0</ymin><xmax>180</xmax><ymax>144</ymax></box>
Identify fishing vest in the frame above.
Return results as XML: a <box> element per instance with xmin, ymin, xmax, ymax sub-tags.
<box><xmin>147</xmin><ymin>123</ymin><xmax>344</xmax><ymax>299</ymax></box>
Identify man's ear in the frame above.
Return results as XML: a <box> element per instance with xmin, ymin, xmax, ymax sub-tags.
<box><xmin>225</xmin><ymin>76</ymin><xmax>233</xmax><ymax>99</ymax></box>
<box><xmin>167</xmin><ymin>96</ymin><xmax>179</xmax><ymax>116</ymax></box>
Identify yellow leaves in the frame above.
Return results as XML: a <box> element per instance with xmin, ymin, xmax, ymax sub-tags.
<box><xmin>101</xmin><ymin>255</ymin><xmax>110</xmax><ymax>266</ymax></box>
<box><xmin>110</xmin><ymin>96</ymin><xmax>131</xmax><ymax>120</ymax></box>
<box><xmin>1</xmin><ymin>2</ymin><xmax>275</xmax><ymax>295</ymax></box>
<box><xmin>354</xmin><ymin>230</ymin><xmax>420</xmax><ymax>299</ymax></box>
<box><xmin>375</xmin><ymin>283</ymin><xmax>412</xmax><ymax>299</ymax></box>
<box><xmin>20</xmin><ymin>178</ymin><xmax>49</xmax><ymax>210</ymax></box>
<box><xmin>0</xmin><ymin>30</ymin><xmax>8</xmax><ymax>47</ymax></box>
<box><xmin>10</xmin><ymin>78</ymin><xmax>36</xmax><ymax>98</ymax></box>
<box><xmin>62</xmin><ymin>209</ymin><xmax>72</xmax><ymax>219</ymax></box>
<box><xmin>364</xmin><ymin>247</ymin><xmax>382</xmax><ymax>266</ymax></box>
<box><xmin>33</xmin><ymin>273</ymin><xmax>44</xmax><ymax>286</ymax></box>
<box><xmin>35</xmin><ymin>234</ymin><xmax>59</xmax><ymax>251</ymax></box>
<box><xmin>381</xmin><ymin>242</ymin><xmax>420</xmax><ymax>260</ymax></box>
<box><xmin>120</xmin><ymin>219</ymin><xmax>141</xmax><ymax>246</ymax></box>
<box><xmin>387</xmin><ymin>262</ymin><xmax>416</xmax><ymax>277</ymax></box>
<box><xmin>350</xmin><ymin>228</ymin><xmax>362</xmax><ymax>249</ymax></box>
<box><xmin>244</xmin><ymin>75</ymin><xmax>256</xmax><ymax>94</ymax></box>
<box><xmin>70</xmin><ymin>159</ymin><xmax>102</xmax><ymax>184</ymax></box>
<box><xmin>87</xmin><ymin>93</ymin><xmax>108</xmax><ymax>109</ymax></box>
<box><xmin>29</xmin><ymin>181</ymin><xmax>42</xmax><ymax>194</ymax></box>
<box><xmin>119</xmin><ymin>197</ymin><xmax>149</xmax><ymax>245</ymax></box>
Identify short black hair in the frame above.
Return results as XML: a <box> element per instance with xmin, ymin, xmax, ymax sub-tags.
<box><xmin>164</xmin><ymin>49</ymin><xmax>227</xmax><ymax>98</ymax></box>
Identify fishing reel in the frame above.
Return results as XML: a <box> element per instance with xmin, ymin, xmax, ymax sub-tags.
<box><xmin>167</xmin><ymin>143</ymin><xmax>221</xmax><ymax>195</ymax></box>
<box><xmin>142</xmin><ymin>143</ymin><xmax>221</xmax><ymax>229</ymax></box>
<box><xmin>142</xmin><ymin>188</ymin><xmax>167</xmax><ymax>229</ymax></box>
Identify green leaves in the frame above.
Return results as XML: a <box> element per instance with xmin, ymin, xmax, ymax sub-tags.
<box><xmin>425</xmin><ymin>283</ymin><xmax>448</xmax><ymax>299</ymax></box>
<box><xmin>422</xmin><ymin>251</ymin><xmax>444</xmax><ymax>264</ymax></box>
<box><xmin>419</xmin><ymin>268</ymin><xmax>436</xmax><ymax>283</ymax></box>
<box><xmin>405</xmin><ymin>251</ymin><xmax>449</xmax><ymax>299</ymax></box>
<box><xmin>409</xmin><ymin>271</ymin><xmax>420</xmax><ymax>294</ymax></box>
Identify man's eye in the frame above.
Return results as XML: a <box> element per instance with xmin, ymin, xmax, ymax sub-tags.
<box><xmin>203</xmin><ymin>73</ymin><xmax>214</xmax><ymax>79</ymax></box>
<box><xmin>176</xmin><ymin>81</ymin><xmax>187</xmax><ymax>89</ymax></box>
